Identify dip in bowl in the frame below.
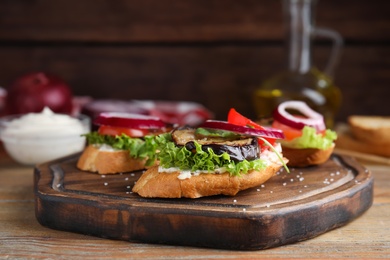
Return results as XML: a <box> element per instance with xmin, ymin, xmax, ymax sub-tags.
<box><xmin>0</xmin><ymin>107</ymin><xmax>91</xmax><ymax>165</ymax></box>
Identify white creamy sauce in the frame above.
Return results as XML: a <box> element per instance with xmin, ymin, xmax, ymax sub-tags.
<box><xmin>260</xmin><ymin>143</ymin><xmax>283</xmax><ymax>165</ymax></box>
<box><xmin>158</xmin><ymin>165</ymin><xmax>228</xmax><ymax>180</ymax></box>
<box><xmin>1</xmin><ymin>107</ymin><xmax>90</xmax><ymax>164</ymax></box>
<box><xmin>2</xmin><ymin>107</ymin><xmax>85</xmax><ymax>139</ymax></box>
<box><xmin>97</xmin><ymin>143</ymin><xmax>118</xmax><ymax>152</ymax></box>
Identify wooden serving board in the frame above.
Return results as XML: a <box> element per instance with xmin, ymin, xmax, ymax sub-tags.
<box><xmin>34</xmin><ymin>154</ymin><xmax>373</xmax><ymax>250</ymax></box>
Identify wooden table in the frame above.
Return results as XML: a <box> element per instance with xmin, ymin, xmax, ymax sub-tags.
<box><xmin>1</xmin><ymin>147</ymin><xmax>389</xmax><ymax>259</ymax></box>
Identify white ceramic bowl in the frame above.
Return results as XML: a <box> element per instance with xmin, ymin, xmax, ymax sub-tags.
<box><xmin>0</xmin><ymin>113</ymin><xmax>91</xmax><ymax>165</ymax></box>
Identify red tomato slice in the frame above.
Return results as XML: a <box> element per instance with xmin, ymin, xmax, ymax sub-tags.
<box><xmin>98</xmin><ymin>125</ymin><xmax>150</xmax><ymax>138</ymax></box>
<box><xmin>272</xmin><ymin>119</ymin><xmax>326</xmax><ymax>141</ymax></box>
<box><xmin>272</xmin><ymin>120</ymin><xmax>303</xmax><ymax>141</ymax></box>
<box><xmin>227</xmin><ymin>108</ymin><xmax>277</xmax><ymax>146</ymax></box>
<box><xmin>227</xmin><ymin>108</ymin><xmax>265</xmax><ymax>130</ymax></box>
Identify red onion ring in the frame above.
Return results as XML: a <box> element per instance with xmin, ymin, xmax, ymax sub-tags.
<box><xmin>200</xmin><ymin>120</ymin><xmax>285</xmax><ymax>139</ymax></box>
<box><xmin>94</xmin><ymin>112</ymin><xmax>166</xmax><ymax>129</ymax></box>
<box><xmin>272</xmin><ymin>101</ymin><xmax>326</xmax><ymax>131</ymax></box>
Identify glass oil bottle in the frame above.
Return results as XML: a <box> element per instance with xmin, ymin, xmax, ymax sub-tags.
<box><xmin>253</xmin><ymin>0</ymin><xmax>343</xmax><ymax>128</ymax></box>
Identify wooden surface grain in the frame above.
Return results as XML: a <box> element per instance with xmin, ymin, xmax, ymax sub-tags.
<box><xmin>0</xmin><ymin>0</ymin><xmax>389</xmax><ymax>122</ymax></box>
<box><xmin>0</xmin><ymin>0</ymin><xmax>388</xmax><ymax>42</ymax></box>
<box><xmin>0</xmin><ymin>147</ymin><xmax>389</xmax><ymax>259</ymax></box>
<box><xmin>0</xmin><ymin>45</ymin><xmax>388</xmax><ymax>121</ymax></box>
<box><xmin>0</xmin><ymin>0</ymin><xmax>389</xmax><ymax>256</ymax></box>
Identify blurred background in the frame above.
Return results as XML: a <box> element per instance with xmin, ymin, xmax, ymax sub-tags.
<box><xmin>0</xmin><ymin>0</ymin><xmax>389</xmax><ymax>122</ymax></box>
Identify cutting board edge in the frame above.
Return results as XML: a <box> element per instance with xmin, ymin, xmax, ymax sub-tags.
<box><xmin>34</xmin><ymin>182</ymin><xmax>373</xmax><ymax>250</ymax></box>
<box><xmin>34</xmin><ymin>160</ymin><xmax>374</xmax><ymax>250</ymax></box>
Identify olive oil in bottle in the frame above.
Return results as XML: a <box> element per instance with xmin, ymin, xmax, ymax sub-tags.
<box><xmin>253</xmin><ymin>68</ymin><xmax>342</xmax><ymax>128</ymax></box>
<box><xmin>253</xmin><ymin>0</ymin><xmax>343</xmax><ymax>128</ymax></box>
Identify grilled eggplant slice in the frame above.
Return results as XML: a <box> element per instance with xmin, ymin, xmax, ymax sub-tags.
<box><xmin>171</xmin><ymin>127</ymin><xmax>259</xmax><ymax>162</ymax></box>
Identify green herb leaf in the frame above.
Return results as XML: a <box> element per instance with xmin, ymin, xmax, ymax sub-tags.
<box><xmin>195</xmin><ymin>127</ymin><xmax>242</xmax><ymax>139</ymax></box>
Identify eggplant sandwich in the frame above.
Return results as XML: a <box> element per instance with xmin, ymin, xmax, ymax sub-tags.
<box><xmin>132</xmin><ymin>109</ymin><xmax>288</xmax><ymax>198</ymax></box>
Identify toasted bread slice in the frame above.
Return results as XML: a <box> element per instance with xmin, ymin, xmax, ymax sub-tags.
<box><xmin>132</xmin><ymin>161</ymin><xmax>284</xmax><ymax>199</ymax></box>
<box><xmin>335</xmin><ymin>131</ymin><xmax>390</xmax><ymax>158</ymax></box>
<box><xmin>77</xmin><ymin>145</ymin><xmax>147</xmax><ymax>174</ymax></box>
<box><xmin>349</xmin><ymin>115</ymin><xmax>390</xmax><ymax>145</ymax></box>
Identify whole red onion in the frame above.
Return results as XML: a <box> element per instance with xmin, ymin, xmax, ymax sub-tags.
<box><xmin>5</xmin><ymin>72</ymin><xmax>73</xmax><ymax>114</ymax></box>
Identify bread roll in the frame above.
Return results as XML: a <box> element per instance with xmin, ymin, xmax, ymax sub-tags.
<box><xmin>77</xmin><ymin>145</ymin><xmax>147</xmax><ymax>174</ymax></box>
<box><xmin>281</xmin><ymin>144</ymin><xmax>335</xmax><ymax>167</ymax></box>
<box><xmin>348</xmin><ymin>115</ymin><xmax>390</xmax><ymax>145</ymax></box>
<box><xmin>132</xmin><ymin>161</ymin><xmax>284</xmax><ymax>198</ymax></box>
<box><xmin>336</xmin><ymin>131</ymin><xmax>390</xmax><ymax>158</ymax></box>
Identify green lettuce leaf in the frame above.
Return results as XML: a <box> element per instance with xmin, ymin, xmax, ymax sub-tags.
<box><xmin>154</xmin><ymin>133</ymin><xmax>268</xmax><ymax>176</ymax></box>
<box><xmin>280</xmin><ymin>126</ymin><xmax>337</xmax><ymax>149</ymax></box>
<box><xmin>83</xmin><ymin>132</ymin><xmax>159</xmax><ymax>166</ymax></box>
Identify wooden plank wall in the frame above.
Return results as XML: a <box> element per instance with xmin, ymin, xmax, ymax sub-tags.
<box><xmin>0</xmin><ymin>0</ymin><xmax>389</xmax><ymax>122</ymax></box>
